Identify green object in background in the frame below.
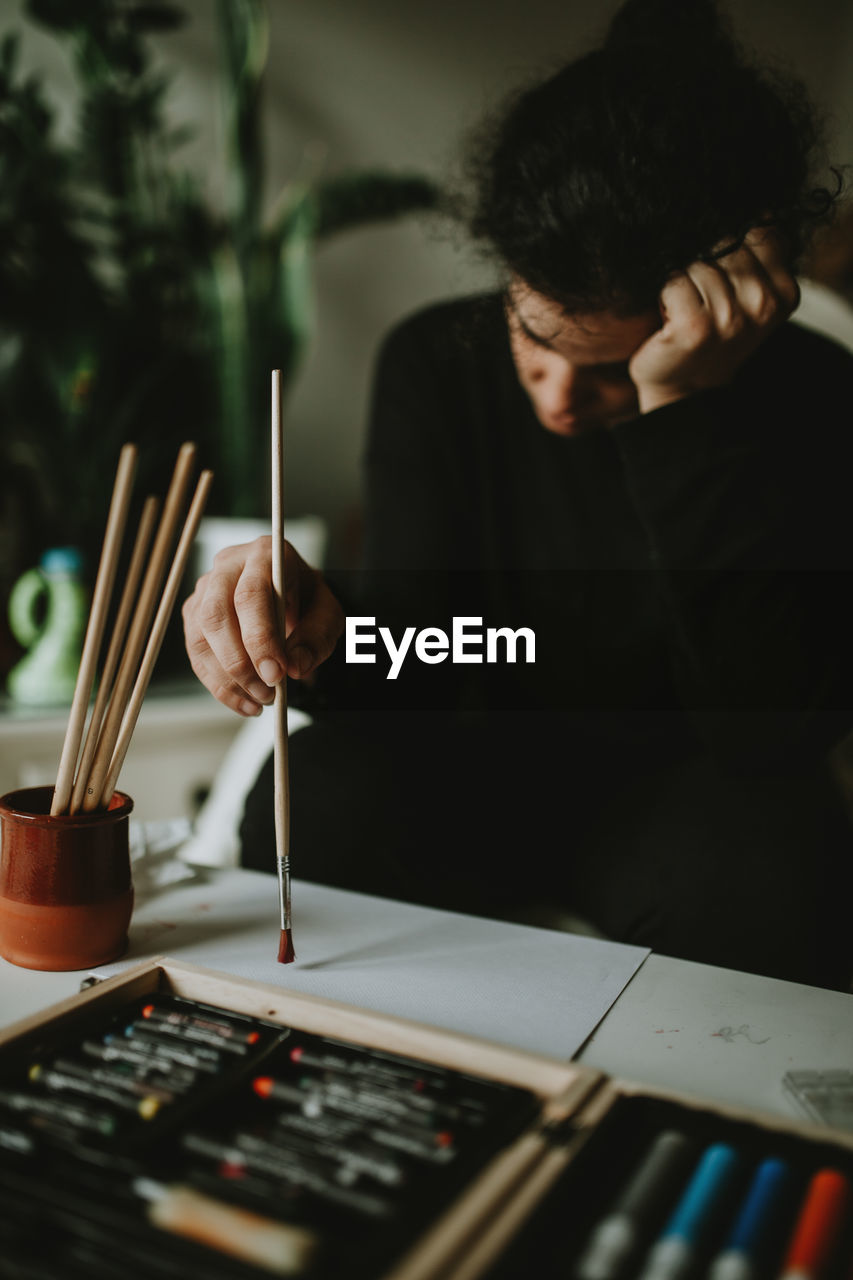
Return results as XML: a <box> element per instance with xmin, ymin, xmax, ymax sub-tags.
<box><xmin>6</xmin><ymin>548</ymin><xmax>88</xmax><ymax>705</ymax></box>
<box><xmin>0</xmin><ymin>2</ymin><xmax>440</xmax><ymax>553</ymax></box>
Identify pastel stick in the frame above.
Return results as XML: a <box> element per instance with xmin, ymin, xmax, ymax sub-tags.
<box><xmin>575</xmin><ymin>1130</ymin><xmax>696</xmax><ymax>1280</ymax></box>
<box><xmin>636</xmin><ymin>1142</ymin><xmax>743</xmax><ymax>1280</ymax></box>
<box><xmin>708</xmin><ymin>1156</ymin><xmax>794</xmax><ymax>1280</ymax></box>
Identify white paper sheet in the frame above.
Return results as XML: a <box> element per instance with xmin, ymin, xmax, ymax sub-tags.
<box><xmin>97</xmin><ymin>868</ymin><xmax>649</xmax><ymax>1060</ymax></box>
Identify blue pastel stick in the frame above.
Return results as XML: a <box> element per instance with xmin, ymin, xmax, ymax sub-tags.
<box><xmin>636</xmin><ymin>1142</ymin><xmax>743</xmax><ymax>1280</ymax></box>
<box><xmin>708</xmin><ymin>1157</ymin><xmax>793</xmax><ymax>1280</ymax></box>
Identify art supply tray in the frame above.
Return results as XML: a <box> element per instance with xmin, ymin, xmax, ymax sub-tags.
<box><xmin>0</xmin><ymin>958</ymin><xmax>851</xmax><ymax>1280</ymax></box>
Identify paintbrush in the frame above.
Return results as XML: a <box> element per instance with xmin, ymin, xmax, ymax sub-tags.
<box><xmin>52</xmin><ymin>442</ymin><xmax>211</xmax><ymax>816</ymax></box>
<box><xmin>51</xmin><ymin>444</ymin><xmax>137</xmax><ymax>815</ymax></box>
<box><xmin>271</xmin><ymin>369</ymin><xmax>295</xmax><ymax>964</ymax></box>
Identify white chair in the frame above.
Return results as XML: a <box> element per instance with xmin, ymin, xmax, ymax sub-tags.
<box><xmin>192</xmin><ymin>515</ymin><xmax>328</xmax><ymax>580</ymax></box>
<box><xmin>793</xmin><ymin>278</ymin><xmax>853</xmax><ymax>353</ymax></box>
<box><xmin>178</xmin><ymin>704</ymin><xmax>311</xmax><ymax>868</ymax></box>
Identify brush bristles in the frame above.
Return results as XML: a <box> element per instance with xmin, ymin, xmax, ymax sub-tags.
<box><xmin>278</xmin><ymin>929</ymin><xmax>295</xmax><ymax>965</ymax></box>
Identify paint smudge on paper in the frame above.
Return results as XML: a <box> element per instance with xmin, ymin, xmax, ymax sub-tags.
<box><xmin>711</xmin><ymin>1024</ymin><xmax>770</xmax><ymax>1045</ymax></box>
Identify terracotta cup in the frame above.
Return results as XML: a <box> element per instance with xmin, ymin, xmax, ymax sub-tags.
<box><xmin>0</xmin><ymin>786</ymin><xmax>134</xmax><ymax>971</ymax></box>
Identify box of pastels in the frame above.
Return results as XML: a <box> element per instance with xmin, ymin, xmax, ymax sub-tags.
<box><xmin>0</xmin><ymin>958</ymin><xmax>850</xmax><ymax>1280</ymax></box>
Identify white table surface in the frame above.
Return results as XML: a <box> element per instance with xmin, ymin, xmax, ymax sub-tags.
<box><xmin>2</xmin><ymin>862</ymin><xmax>851</xmax><ymax>1130</ymax></box>
<box><xmin>577</xmin><ymin>952</ymin><xmax>853</xmax><ymax>1122</ymax></box>
<box><xmin>0</xmin><ymin>867</ymin><xmax>648</xmax><ymax>1063</ymax></box>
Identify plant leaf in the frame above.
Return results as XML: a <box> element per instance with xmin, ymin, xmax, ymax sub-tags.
<box><xmin>313</xmin><ymin>171</ymin><xmax>440</xmax><ymax>239</ymax></box>
<box><xmin>273</xmin><ymin>189</ymin><xmax>316</xmax><ymax>374</ymax></box>
<box><xmin>25</xmin><ymin>0</ymin><xmax>103</xmax><ymax>33</ymax></box>
<box><xmin>127</xmin><ymin>5</ymin><xmax>186</xmax><ymax>32</ymax></box>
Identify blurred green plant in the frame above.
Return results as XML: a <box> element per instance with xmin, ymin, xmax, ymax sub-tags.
<box><xmin>0</xmin><ymin>0</ymin><xmax>438</xmax><ymax>580</ymax></box>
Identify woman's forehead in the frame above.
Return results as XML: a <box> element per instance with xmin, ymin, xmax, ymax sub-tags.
<box><xmin>506</xmin><ymin>282</ymin><xmax>659</xmax><ymax>362</ymax></box>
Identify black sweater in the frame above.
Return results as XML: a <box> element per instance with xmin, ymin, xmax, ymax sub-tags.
<box><xmin>323</xmin><ymin>293</ymin><xmax>853</xmax><ymax>773</ymax></box>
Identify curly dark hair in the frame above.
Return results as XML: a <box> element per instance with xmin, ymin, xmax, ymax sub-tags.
<box><xmin>468</xmin><ymin>0</ymin><xmax>841</xmax><ymax>315</ymax></box>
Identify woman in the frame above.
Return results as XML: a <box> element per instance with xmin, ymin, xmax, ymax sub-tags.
<box><xmin>183</xmin><ymin>0</ymin><xmax>853</xmax><ymax>988</ymax></box>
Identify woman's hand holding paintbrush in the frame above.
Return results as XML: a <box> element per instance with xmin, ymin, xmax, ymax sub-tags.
<box><xmin>182</xmin><ymin>536</ymin><xmax>343</xmax><ymax>716</ymax></box>
<box><xmin>182</xmin><ymin>374</ymin><xmax>344</xmax><ymax>965</ymax></box>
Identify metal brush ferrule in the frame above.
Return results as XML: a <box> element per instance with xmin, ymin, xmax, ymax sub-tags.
<box><xmin>277</xmin><ymin>854</ymin><xmax>291</xmax><ymax>929</ymax></box>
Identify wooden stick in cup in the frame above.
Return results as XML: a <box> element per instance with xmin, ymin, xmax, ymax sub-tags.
<box><xmin>271</xmin><ymin>369</ymin><xmax>295</xmax><ymax>965</ymax></box>
<box><xmin>81</xmin><ymin>442</ymin><xmax>197</xmax><ymax>812</ymax></box>
<box><xmin>69</xmin><ymin>495</ymin><xmax>160</xmax><ymax>814</ymax></box>
<box><xmin>99</xmin><ymin>468</ymin><xmax>214</xmax><ymax>809</ymax></box>
<box><xmin>51</xmin><ymin>443</ymin><xmax>138</xmax><ymax>816</ymax></box>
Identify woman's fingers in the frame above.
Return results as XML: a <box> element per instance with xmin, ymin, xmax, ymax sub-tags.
<box><xmin>655</xmin><ymin>266</ymin><xmax>738</xmax><ymax>353</ymax></box>
<box><xmin>282</xmin><ymin>550</ymin><xmax>345</xmax><ymax>679</ymax></box>
<box><xmin>738</xmin><ymin>225</ymin><xmax>801</xmax><ymax>318</ymax></box>
<box><xmin>233</xmin><ymin>537</ymin><xmax>294</xmax><ymax>688</ymax></box>
<box><xmin>700</xmin><ymin>226</ymin><xmax>798</xmax><ymax>329</ymax></box>
<box><xmin>183</xmin><ymin>541</ymin><xmax>275</xmax><ymax>714</ymax></box>
<box><xmin>684</xmin><ymin>260</ymin><xmax>739</xmax><ymax>334</ymax></box>
<box><xmin>631</xmin><ymin>224</ymin><xmax>799</xmax><ymax>413</ymax></box>
<box><xmin>705</xmin><ymin>244</ymin><xmax>771</xmax><ymax>323</ymax></box>
<box><xmin>182</xmin><ymin>536</ymin><xmax>344</xmax><ymax>713</ymax></box>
